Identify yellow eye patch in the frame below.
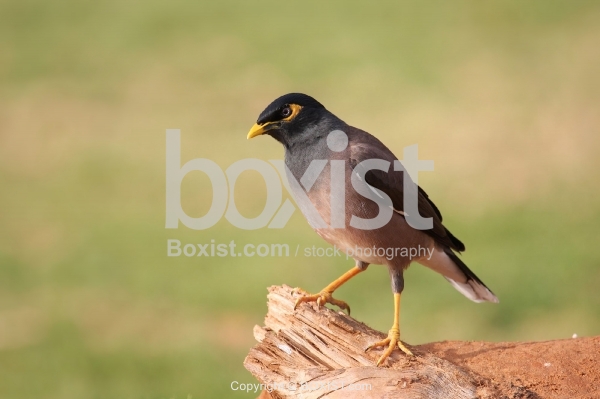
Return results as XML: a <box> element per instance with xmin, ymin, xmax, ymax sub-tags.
<box><xmin>282</xmin><ymin>104</ymin><xmax>302</xmax><ymax>121</ymax></box>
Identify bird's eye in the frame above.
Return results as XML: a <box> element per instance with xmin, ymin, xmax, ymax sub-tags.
<box><xmin>281</xmin><ymin>106</ymin><xmax>292</xmax><ymax>118</ymax></box>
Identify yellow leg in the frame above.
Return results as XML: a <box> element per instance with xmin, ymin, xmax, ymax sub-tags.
<box><xmin>293</xmin><ymin>266</ymin><xmax>363</xmax><ymax>314</ymax></box>
<box><xmin>365</xmin><ymin>293</ymin><xmax>413</xmax><ymax>366</ymax></box>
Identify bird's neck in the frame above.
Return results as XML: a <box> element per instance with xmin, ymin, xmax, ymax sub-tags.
<box><xmin>284</xmin><ymin>116</ymin><xmax>347</xmax><ymax>181</ymax></box>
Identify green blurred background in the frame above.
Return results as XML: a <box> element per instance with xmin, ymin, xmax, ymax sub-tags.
<box><xmin>1</xmin><ymin>0</ymin><xmax>600</xmax><ymax>398</ymax></box>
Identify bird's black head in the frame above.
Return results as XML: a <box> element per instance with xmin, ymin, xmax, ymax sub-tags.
<box><xmin>247</xmin><ymin>93</ymin><xmax>336</xmax><ymax>148</ymax></box>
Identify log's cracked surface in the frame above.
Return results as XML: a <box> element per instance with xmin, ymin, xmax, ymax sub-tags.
<box><xmin>245</xmin><ymin>285</ymin><xmax>600</xmax><ymax>399</ymax></box>
<box><xmin>245</xmin><ymin>285</ymin><xmax>478</xmax><ymax>399</ymax></box>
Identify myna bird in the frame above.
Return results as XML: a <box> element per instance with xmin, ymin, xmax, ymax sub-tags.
<box><xmin>247</xmin><ymin>93</ymin><xmax>498</xmax><ymax>366</ymax></box>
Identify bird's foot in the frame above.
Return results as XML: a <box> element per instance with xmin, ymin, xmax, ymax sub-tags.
<box><xmin>365</xmin><ymin>327</ymin><xmax>413</xmax><ymax>366</ymax></box>
<box><xmin>292</xmin><ymin>288</ymin><xmax>350</xmax><ymax>315</ymax></box>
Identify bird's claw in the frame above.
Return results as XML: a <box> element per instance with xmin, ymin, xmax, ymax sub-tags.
<box><xmin>292</xmin><ymin>288</ymin><xmax>351</xmax><ymax>315</ymax></box>
<box><xmin>365</xmin><ymin>327</ymin><xmax>413</xmax><ymax>366</ymax></box>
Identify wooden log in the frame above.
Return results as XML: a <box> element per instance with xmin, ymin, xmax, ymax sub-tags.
<box><xmin>245</xmin><ymin>285</ymin><xmax>481</xmax><ymax>398</ymax></box>
<box><xmin>244</xmin><ymin>285</ymin><xmax>600</xmax><ymax>399</ymax></box>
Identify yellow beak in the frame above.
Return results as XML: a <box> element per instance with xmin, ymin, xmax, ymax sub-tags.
<box><xmin>247</xmin><ymin>122</ymin><xmax>275</xmax><ymax>139</ymax></box>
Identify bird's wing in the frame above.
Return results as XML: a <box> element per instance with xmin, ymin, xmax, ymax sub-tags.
<box><xmin>347</xmin><ymin>127</ymin><xmax>465</xmax><ymax>252</ymax></box>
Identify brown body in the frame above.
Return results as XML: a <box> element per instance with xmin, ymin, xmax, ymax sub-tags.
<box><xmin>287</xmin><ymin>127</ymin><xmax>468</xmax><ymax>284</ymax></box>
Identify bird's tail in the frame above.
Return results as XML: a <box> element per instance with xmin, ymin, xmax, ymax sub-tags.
<box><xmin>443</xmin><ymin>248</ymin><xmax>499</xmax><ymax>303</ymax></box>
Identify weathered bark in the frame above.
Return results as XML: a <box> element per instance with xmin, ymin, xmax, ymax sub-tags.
<box><xmin>244</xmin><ymin>285</ymin><xmax>599</xmax><ymax>399</ymax></box>
<box><xmin>245</xmin><ymin>285</ymin><xmax>482</xmax><ymax>398</ymax></box>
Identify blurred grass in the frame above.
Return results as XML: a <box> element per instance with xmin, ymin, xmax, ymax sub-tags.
<box><xmin>1</xmin><ymin>0</ymin><xmax>600</xmax><ymax>398</ymax></box>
